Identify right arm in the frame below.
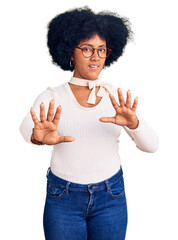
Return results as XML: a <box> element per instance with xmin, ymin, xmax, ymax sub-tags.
<box><xmin>19</xmin><ymin>87</ymin><xmax>55</xmax><ymax>144</ymax></box>
<box><xmin>19</xmin><ymin>86</ymin><xmax>75</xmax><ymax>145</ymax></box>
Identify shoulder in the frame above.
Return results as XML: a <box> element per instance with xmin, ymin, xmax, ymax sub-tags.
<box><xmin>46</xmin><ymin>82</ymin><xmax>67</xmax><ymax>95</ymax></box>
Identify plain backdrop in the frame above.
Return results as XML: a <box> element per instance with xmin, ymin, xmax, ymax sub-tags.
<box><xmin>1</xmin><ymin>0</ymin><xmax>178</xmax><ymax>239</ymax></box>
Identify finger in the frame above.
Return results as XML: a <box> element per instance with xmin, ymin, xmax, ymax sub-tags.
<box><xmin>30</xmin><ymin>107</ymin><xmax>40</xmax><ymax>124</ymax></box>
<box><xmin>126</xmin><ymin>90</ymin><xmax>131</xmax><ymax>108</ymax></box>
<box><xmin>99</xmin><ymin>117</ymin><xmax>116</xmax><ymax>124</ymax></box>
<box><xmin>131</xmin><ymin>97</ymin><xmax>138</xmax><ymax>112</ymax></box>
<box><xmin>109</xmin><ymin>94</ymin><xmax>120</xmax><ymax>111</ymax></box>
<box><xmin>53</xmin><ymin>105</ymin><xmax>62</xmax><ymax>127</ymax></box>
<box><xmin>57</xmin><ymin>136</ymin><xmax>75</xmax><ymax>143</ymax></box>
<box><xmin>40</xmin><ymin>102</ymin><xmax>46</xmax><ymax>122</ymax></box>
<box><xmin>117</xmin><ymin>88</ymin><xmax>125</xmax><ymax>107</ymax></box>
<box><xmin>47</xmin><ymin>99</ymin><xmax>55</xmax><ymax>122</ymax></box>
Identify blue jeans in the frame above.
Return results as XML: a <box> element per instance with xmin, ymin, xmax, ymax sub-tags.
<box><xmin>43</xmin><ymin>166</ymin><xmax>128</xmax><ymax>240</ymax></box>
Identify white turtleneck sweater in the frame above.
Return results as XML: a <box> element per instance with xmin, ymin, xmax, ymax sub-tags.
<box><xmin>19</xmin><ymin>79</ymin><xmax>159</xmax><ymax>184</ymax></box>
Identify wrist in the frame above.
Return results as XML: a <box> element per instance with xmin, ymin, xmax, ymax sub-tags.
<box><xmin>31</xmin><ymin>129</ymin><xmax>45</xmax><ymax>145</ymax></box>
<box><xmin>127</xmin><ymin>118</ymin><xmax>139</xmax><ymax>130</ymax></box>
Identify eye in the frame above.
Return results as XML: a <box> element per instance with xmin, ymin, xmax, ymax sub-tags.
<box><xmin>98</xmin><ymin>48</ymin><xmax>106</xmax><ymax>52</ymax></box>
<box><xmin>82</xmin><ymin>48</ymin><xmax>91</xmax><ymax>52</ymax></box>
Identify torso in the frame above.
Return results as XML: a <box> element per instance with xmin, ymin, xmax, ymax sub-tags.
<box><xmin>68</xmin><ymin>83</ymin><xmax>109</xmax><ymax>108</ymax></box>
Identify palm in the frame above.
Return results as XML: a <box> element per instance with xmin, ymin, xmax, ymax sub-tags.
<box><xmin>99</xmin><ymin>88</ymin><xmax>139</xmax><ymax>129</ymax></box>
<box><xmin>30</xmin><ymin>100</ymin><xmax>75</xmax><ymax>145</ymax></box>
<box><xmin>114</xmin><ymin>108</ymin><xmax>137</xmax><ymax>126</ymax></box>
<box><xmin>32</xmin><ymin>121</ymin><xmax>60</xmax><ymax>145</ymax></box>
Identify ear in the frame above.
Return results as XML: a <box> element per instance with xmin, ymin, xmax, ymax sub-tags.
<box><xmin>71</xmin><ymin>52</ymin><xmax>74</xmax><ymax>61</ymax></box>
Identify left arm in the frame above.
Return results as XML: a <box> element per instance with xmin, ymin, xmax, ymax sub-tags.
<box><xmin>123</xmin><ymin>109</ymin><xmax>159</xmax><ymax>153</ymax></box>
<box><xmin>99</xmin><ymin>88</ymin><xmax>159</xmax><ymax>153</ymax></box>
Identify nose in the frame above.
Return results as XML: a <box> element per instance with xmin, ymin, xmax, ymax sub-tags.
<box><xmin>90</xmin><ymin>49</ymin><xmax>100</xmax><ymax>60</ymax></box>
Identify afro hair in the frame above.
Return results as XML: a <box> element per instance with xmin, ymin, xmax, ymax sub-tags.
<box><xmin>47</xmin><ymin>6</ymin><xmax>133</xmax><ymax>71</ymax></box>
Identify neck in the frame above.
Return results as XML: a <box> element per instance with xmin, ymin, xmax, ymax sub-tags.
<box><xmin>69</xmin><ymin>76</ymin><xmax>101</xmax><ymax>91</ymax></box>
<box><xmin>73</xmin><ymin>74</ymin><xmax>98</xmax><ymax>81</ymax></box>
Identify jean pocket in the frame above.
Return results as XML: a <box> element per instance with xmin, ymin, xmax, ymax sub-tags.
<box><xmin>108</xmin><ymin>176</ymin><xmax>125</xmax><ymax>198</ymax></box>
<box><xmin>47</xmin><ymin>179</ymin><xmax>66</xmax><ymax>199</ymax></box>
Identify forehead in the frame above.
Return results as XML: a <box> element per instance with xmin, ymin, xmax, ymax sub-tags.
<box><xmin>79</xmin><ymin>34</ymin><xmax>106</xmax><ymax>46</ymax></box>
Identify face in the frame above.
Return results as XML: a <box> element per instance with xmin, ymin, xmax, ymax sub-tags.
<box><xmin>71</xmin><ymin>34</ymin><xmax>107</xmax><ymax>80</ymax></box>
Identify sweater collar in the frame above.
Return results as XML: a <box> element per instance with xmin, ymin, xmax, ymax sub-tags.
<box><xmin>68</xmin><ymin>76</ymin><xmax>115</xmax><ymax>105</ymax></box>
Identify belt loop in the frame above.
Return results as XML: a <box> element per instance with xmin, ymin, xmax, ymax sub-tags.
<box><xmin>46</xmin><ymin>167</ymin><xmax>50</xmax><ymax>177</ymax></box>
<box><xmin>66</xmin><ymin>182</ymin><xmax>70</xmax><ymax>194</ymax></box>
<box><xmin>104</xmin><ymin>180</ymin><xmax>110</xmax><ymax>192</ymax></box>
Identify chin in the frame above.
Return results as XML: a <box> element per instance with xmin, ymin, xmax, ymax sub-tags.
<box><xmin>74</xmin><ymin>68</ymin><xmax>102</xmax><ymax>80</ymax></box>
<box><xmin>86</xmin><ymin>72</ymin><xmax>101</xmax><ymax>80</ymax></box>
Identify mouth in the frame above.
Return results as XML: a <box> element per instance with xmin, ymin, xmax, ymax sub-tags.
<box><xmin>89</xmin><ymin>64</ymin><xmax>99</xmax><ymax>69</ymax></box>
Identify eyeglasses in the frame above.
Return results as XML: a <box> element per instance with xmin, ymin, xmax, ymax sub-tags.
<box><xmin>76</xmin><ymin>45</ymin><xmax>112</xmax><ymax>58</ymax></box>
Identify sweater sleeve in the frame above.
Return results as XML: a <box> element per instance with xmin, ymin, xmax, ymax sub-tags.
<box><xmin>19</xmin><ymin>86</ymin><xmax>56</xmax><ymax>144</ymax></box>
<box><xmin>123</xmin><ymin>110</ymin><xmax>159</xmax><ymax>153</ymax></box>
<box><xmin>118</xmin><ymin>87</ymin><xmax>159</xmax><ymax>153</ymax></box>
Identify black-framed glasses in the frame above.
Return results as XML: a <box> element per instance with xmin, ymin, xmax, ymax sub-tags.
<box><xmin>76</xmin><ymin>46</ymin><xmax>112</xmax><ymax>58</ymax></box>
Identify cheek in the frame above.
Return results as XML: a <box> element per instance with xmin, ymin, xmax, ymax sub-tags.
<box><xmin>102</xmin><ymin>60</ymin><xmax>106</xmax><ymax>67</ymax></box>
<box><xmin>99</xmin><ymin>60</ymin><xmax>105</xmax><ymax>70</ymax></box>
<box><xmin>72</xmin><ymin>50</ymin><xmax>85</xmax><ymax>63</ymax></box>
<box><xmin>74</xmin><ymin>56</ymin><xmax>88</xmax><ymax>68</ymax></box>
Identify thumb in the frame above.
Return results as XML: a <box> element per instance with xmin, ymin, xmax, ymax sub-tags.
<box><xmin>99</xmin><ymin>117</ymin><xmax>116</xmax><ymax>123</ymax></box>
<box><xmin>56</xmin><ymin>136</ymin><xmax>75</xmax><ymax>144</ymax></box>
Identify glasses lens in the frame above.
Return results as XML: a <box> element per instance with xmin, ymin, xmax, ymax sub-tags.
<box><xmin>82</xmin><ymin>46</ymin><xmax>93</xmax><ymax>57</ymax></box>
<box><xmin>80</xmin><ymin>46</ymin><xmax>111</xmax><ymax>58</ymax></box>
<box><xmin>98</xmin><ymin>48</ymin><xmax>107</xmax><ymax>58</ymax></box>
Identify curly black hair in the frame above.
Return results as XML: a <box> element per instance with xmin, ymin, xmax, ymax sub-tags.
<box><xmin>47</xmin><ymin>6</ymin><xmax>133</xmax><ymax>71</ymax></box>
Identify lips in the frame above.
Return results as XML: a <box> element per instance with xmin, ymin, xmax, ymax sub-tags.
<box><xmin>89</xmin><ymin>65</ymin><xmax>99</xmax><ymax>69</ymax></box>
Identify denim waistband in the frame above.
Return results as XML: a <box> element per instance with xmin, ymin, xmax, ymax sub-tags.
<box><xmin>46</xmin><ymin>166</ymin><xmax>123</xmax><ymax>192</ymax></box>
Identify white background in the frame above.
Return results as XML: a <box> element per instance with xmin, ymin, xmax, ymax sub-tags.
<box><xmin>1</xmin><ymin>0</ymin><xmax>178</xmax><ymax>239</ymax></box>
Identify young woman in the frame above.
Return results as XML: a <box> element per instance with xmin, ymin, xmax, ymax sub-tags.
<box><xmin>19</xmin><ymin>7</ymin><xmax>159</xmax><ymax>240</ymax></box>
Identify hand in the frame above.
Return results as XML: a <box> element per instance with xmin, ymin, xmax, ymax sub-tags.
<box><xmin>99</xmin><ymin>88</ymin><xmax>139</xmax><ymax>129</ymax></box>
<box><xmin>30</xmin><ymin>99</ymin><xmax>75</xmax><ymax>145</ymax></box>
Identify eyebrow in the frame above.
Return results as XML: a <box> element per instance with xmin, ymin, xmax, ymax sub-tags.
<box><xmin>80</xmin><ymin>43</ymin><xmax>106</xmax><ymax>47</ymax></box>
